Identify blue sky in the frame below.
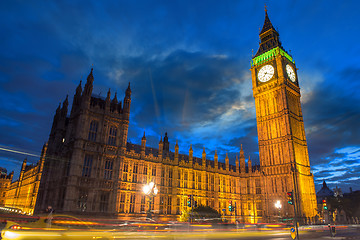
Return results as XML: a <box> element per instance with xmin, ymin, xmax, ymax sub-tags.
<box><xmin>0</xmin><ymin>0</ymin><xmax>359</xmax><ymax>192</ymax></box>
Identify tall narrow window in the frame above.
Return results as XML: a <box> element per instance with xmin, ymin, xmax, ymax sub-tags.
<box><xmin>167</xmin><ymin>196</ymin><xmax>172</xmax><ymax>214</ymax></box>
<box><xmin>255</xmin><ymin>179</ymin><xmax>261</xmax><ymax>194</ymax></box>
<box><xmin>119</xmin><ymin>193</ymin><xmax>125</xmax><ymax>213</ymax></box>
<box><xmin>88</xmin><ymin>120</ymin><xmax>98</xmax><ymax>141</ymax></box>
<box><xmin>104</xmin><ymin>159</ymin><xmax>113</xmax><ymax>180</ymax></box>
<box><xmin>82</xmin><ymin>155</ymin><xmax>93</xmax><ymax>177</ymax></box>
<box><xmin>108</xmin><ymin>126</ymin><xmax>117</xmax><ymax>146</ymax></box>
<box><xmin>140</xmin><ymin>196</ymin><xmax>146</xmax><ymax>213</ymax></box>
<box><xmin>99</xmin><ymin>192</ymin><xmax>109</xmax><ymax>212</ymax></box>
<box><xmin>123</xmin><ymin>163</ymin><xmax>128</xmax><ymax>172</ymax></box>
<box><xmin>129</xmin><ymin>194</ymin><xmax>135</xmax><ymax>213</ymax></box>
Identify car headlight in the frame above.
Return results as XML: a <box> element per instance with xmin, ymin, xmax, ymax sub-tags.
<box><xmin>3</xmin><ymin>231</ymin><xmax>19</xmax><ymax>239</ymax></box>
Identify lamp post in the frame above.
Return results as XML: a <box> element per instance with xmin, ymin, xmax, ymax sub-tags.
<box><xmin>275</xmin><ymin>200</ymin><xmax>282</xmax><ymax>222</ymax></box>
<box><xmin>142</xmin><ymin>182</ymin><xmax>158</xmax><ymax>220</ymax></box>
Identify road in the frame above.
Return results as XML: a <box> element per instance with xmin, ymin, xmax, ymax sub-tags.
<box><xmin>107</xmin><ymin>226</ymin><xmax>360</xmax><ymax>239</ymax></box>
<box><xmin>1</xmin><ymin>212</ymin><xmax>360</xmax><ymax>240</ymax></box>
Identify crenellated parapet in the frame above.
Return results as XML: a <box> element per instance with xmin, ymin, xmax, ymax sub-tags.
<box><xmin>125</xmin><ymin>133</ymin><xmax>258</xmax><ymax>174</ymax></box>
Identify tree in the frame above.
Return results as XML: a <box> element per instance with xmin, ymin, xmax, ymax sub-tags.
<box><xmin>193</xmin><ymin>205</ymin><xmax>222</xmax><ymax>222</ymax></box>
<box><xmin>179</xmin><ymin>208</ymin><xmax>191</xmax><ymax>222</ymax></box>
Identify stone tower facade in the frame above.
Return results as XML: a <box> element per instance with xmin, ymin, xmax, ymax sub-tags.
<box><xmin>35</xmin><ymin>69</ymin><xmax>131</xmax><ymax>214</ymax></box>
<box><xmin>250</xmin><ymin>10</ymin><xmax>317</xmax><ymax>219</ymax></box>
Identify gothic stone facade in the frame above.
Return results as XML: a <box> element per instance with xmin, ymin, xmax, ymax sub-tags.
<box><xmin>27</xmin><ymin>11</ymin><xmax>315</xmax><ymax>222</ymax></box>
<box><xmin>4</xmin><ymin>148</ymin><xmax>45</xmax><ymax>215</ymax></box>
<box><xmin>250</xmin><ymin>11</ymin><xmax>317</xmax><ymax>219</ymax></box>
<box><xmin>0</xmin><ymin>168</ymin><xmax>13</xmax><ymax>207</ymax></box>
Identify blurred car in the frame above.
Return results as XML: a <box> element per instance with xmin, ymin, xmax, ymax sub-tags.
<box><xmin>1</xmin><ymin>214</ymin><xmax>112</xmax><ymax>240</ymax></box>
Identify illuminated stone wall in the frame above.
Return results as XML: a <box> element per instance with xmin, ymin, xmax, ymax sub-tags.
<box><xmin>116</xmin><ymin>143</ymin><xmax>264</xmax><ymax>222</ymax></box>
<box><xmin>4</xmin><ymin>146</ymin><xmax>45</xmax><ymax>215</ymax></box>
<box><xmin>0</xmin><ymin>169</ymin><xmax>13</xmax><ymax>206</ymax></box>
<box><xmin>251</xmin><ymin>47</ymin><xmax>317</xmax><ymax>220</ymax></box>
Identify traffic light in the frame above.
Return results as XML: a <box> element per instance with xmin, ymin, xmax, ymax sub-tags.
<box><xmin>322</xmin><ymin>199</ymin><xmax>328</xmax><ymax>210</ymax></box>
<box><xmin>187</xmin><ymin>195</ymin><xmax>192</xmax><ymax>207</ymax></box>
<box><xmin>194</xmin><ymin>201</ymin><xmax>197</xmax><ymax>208</ymax></box>
<box><xmin>287</xmin><ymin>191</ymin><xmax>294</xmax><ymax>205</ymax></box>
<box><xmin>228</xmin><ymin>200</ymin><xmax>233</xmax><ymax>212</ymax></box>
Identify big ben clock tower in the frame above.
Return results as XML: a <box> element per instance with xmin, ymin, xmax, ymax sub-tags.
<box><xmin>251</xmin><ymin>10</ymin><xmax>317</xmax><ymax>220</ymax></box>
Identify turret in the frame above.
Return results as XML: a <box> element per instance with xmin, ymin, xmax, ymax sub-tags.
<box><xmin>141</xmin><ymin>132</ymin><xmax>146</xmax><ymax>158</ymax></box>
<box><xmin>214</xmin><ymin>150</ymin><xmax>218</xmax><ymax>169</ymax></box>
<box><xmin>123</xmin><ymin>82</ymin><xmax>131</xmax><ymax>119</ymax></box>
<box><xmin>81</xmin><ymin>68</ymin><xmax>94</xmax><ymax>108</ymax></box>
<box><xmin>112</xmin><ymin>92</ymin><xmax>118</xmax><ymax>104</ymax></box>
<box><xmin>71</xmin><ymin>81</ymin><xmax>82</xmax><ymax>116</ymax></box>
<box><xmin>8</xmin><ymin>171</ymin><xmax>14</xmax><ymax>181</ymax></box>
<box><xmin>235</xmin><ymin>155</ymin><xmax>239</xmax><ymax>172</ymax></box>
<box><xmin>240</xmin><ymin>144</ymin><xmax>246</xmax><ymax>173</ymax></box>
<box><xmin>50</xmin><ymin>104</ymin><xmax>61</xmax><ymax>137</ymax></box>
<box><xmin>19</xmin><ymin>158</ymin><xmax>27</xmax><ymax>182</ymax></box>
<box><xmin>248</xmin><ymin>156</ymin><xmax>252</xmax><ymax>173</ymax></box>
<box><xmin>83</xmin><ymin>68</ymin><xmax>94</xmax><ymax>97</ymax></box>
<box><xmin>158</xmin><ymin>137</ymin><xmax>163</xmax><ymax>160</ymax></box>
<box><xmin>225</xmin><ymin>152</ymin><xmax>229</xmax><ymax>171</ymax></box>
<box><xmin>163</xmin><ymin>132</ymin><xmax>169</xmax><ymax>152</ymax></box>
<box><xmin>111</xmin><ymin>92</ymin><xmax>119</xmax><ymax>113</ymax></box>
<box><xmin>189</xmin><ymin>145</ymin><xmax>193</xmax><ymax>164</ymax></box>
<box><xmin>202</xmin><ymin>147</ymin><xmax>206</xmax><ymax>167</ymax></box>
<box><xmin>38</xmin><ymin>143</ymin><xmax>47</xmax><ymax>174</ymax></box>
<box><xmin>61</xmin><ymin>95</ymin><xmax>68</xmax><ymax>118</ymax></box>
<box><xmin>174</xmin><ymin>140</ymin><xmax>179</xmax><ymax>163</ymax></box>
<box><xmin>105</xmin><ymin>89</ymin><xmax>111</xmax><ymax>111</ymax></box>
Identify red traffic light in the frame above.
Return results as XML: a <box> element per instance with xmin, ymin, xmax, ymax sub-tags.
<box><xmin>287</xmin><ymin>191</ymin><xmax>294</xmax><ymax>205</ymax></box>
<box><xmin>322</xmin><ymin>199</ymin><xmax>326</xmax><ymax>203</ymax></box>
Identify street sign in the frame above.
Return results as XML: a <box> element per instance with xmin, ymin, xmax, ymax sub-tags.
<box><xmin>290</xmin><ymin>227</ymin><xmax>296</xmax><ymax>239</ymax></box>
<box><xmin>222</xmin><ymin>209</ymin><xmax>226</xmax><ymax>211</ymax></box>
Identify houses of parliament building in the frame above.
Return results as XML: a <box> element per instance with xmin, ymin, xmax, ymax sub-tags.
<box><xmin>2</xmin><ymin>11</ymin><xmax>317</xmax><ymax>223</ymax></box>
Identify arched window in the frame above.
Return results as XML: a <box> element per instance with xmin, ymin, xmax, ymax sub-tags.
<box><xmin>88</xmin><ymin>120</ymin><xmax>98</xmax><ymax>141</ymax></box>
<box><xmin>82</xmin><ymin>154</ymin><xmax>93</xmax><ymax>177</ymax></box>
<box><xmin>104</xmin><ymin>159</ymin><xmax>113</xmax><ymax>180</ymax></box>
<box><xmin>108</xmin><ymin>126</ymin><xmax>117</xmax><ymax>146</ymax></box>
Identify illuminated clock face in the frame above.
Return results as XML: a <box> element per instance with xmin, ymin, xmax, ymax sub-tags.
<box><xmin>257</xmin><ymin>64</ymin><xmax>274</xmax><ymax>82</ymax></box>
<box><xmin>286</xmin><ymin>64</ymin><xmax>296</xmax><ymax>82</ymax></box>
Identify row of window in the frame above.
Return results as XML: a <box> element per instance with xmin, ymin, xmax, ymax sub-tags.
<box><xmin>82</xmin><ymin>155</ymin><xmax>113</xmax><ymax>180</ymax></box>
<box><xmin>118</xmin><ymin>193</ymin><xmax>261</xmax><ymax>215</ymax></box>
<box><xmin>88</xmin><ymin>120</ymin><xmax>118</xmax><ymax>146</ymax></box>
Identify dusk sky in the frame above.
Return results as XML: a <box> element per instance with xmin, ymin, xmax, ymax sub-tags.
<box><xmin>0</xmin><ymin>1</ymin><xmax>359</xmax><ymax>192</ymax></box>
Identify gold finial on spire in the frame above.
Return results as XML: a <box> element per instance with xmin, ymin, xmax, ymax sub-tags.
<box><xmin>264</xmin><ymin>3</ymin><xmax>267</xmax><ymax>12</ymax></box>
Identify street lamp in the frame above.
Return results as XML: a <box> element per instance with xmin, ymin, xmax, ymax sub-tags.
<box><xmin>142</xmin><ymin>182</ymin><xmax>158</xmax><ymax>219</ymax></box>
<box><xmin>275</xmin><ymin>200</ymin><xmax>282</xmax><ymax>222</ymax></box>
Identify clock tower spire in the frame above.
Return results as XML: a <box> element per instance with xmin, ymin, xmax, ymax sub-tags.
<box><xmin>251</xmin><ymin>10</ymin><xmax>317</xmax><ymax>221</ymax></box>
<box><xmin>255</xmin><ymin>10</ymin><xmax>283</xmax><ymax>57</ymax></box>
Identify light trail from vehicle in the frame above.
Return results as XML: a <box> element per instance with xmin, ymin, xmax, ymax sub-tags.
<box><xmin>0</xmin><ymin>146</ymin><xmax>40</xmax><ymax>158</ymax></box>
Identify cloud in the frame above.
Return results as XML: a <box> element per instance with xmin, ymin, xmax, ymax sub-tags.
<box><xmin>0</xmin><ymin>0</ymin><xmax>359</xmax><ymax>193</ymax></box>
